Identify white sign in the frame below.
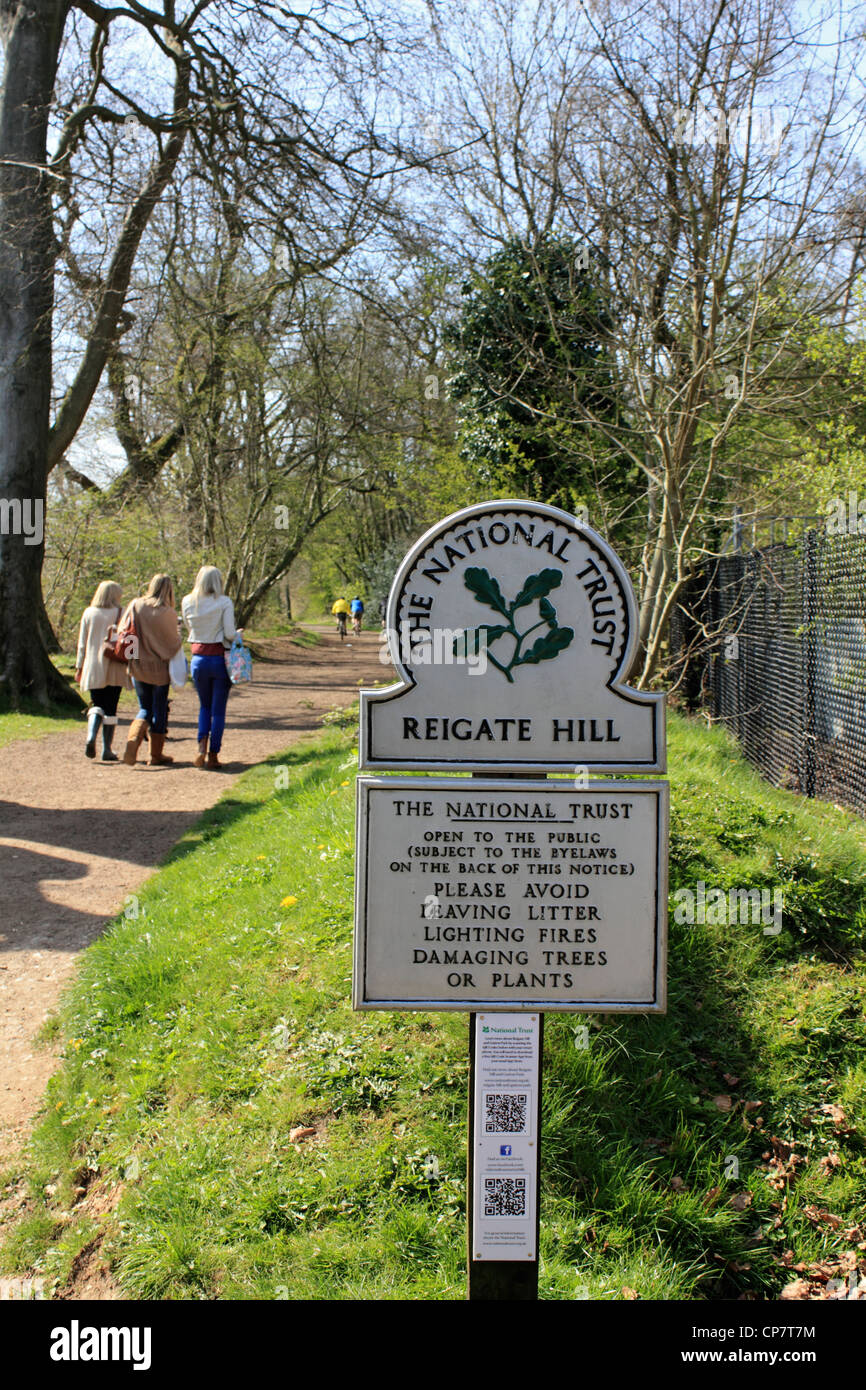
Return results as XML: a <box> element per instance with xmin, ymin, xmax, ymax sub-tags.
<box><xmin>472</xmin><ymin>1014</ymin><xmax>541</xmax><ymax>1263</ymax></box>
<box><xmin>353</xmin><ymin>779</ymin><xmax>668</xmax><ymax>1013</ymax></box>
<box><xmin>360</xmin><ymin>501</ymin><xmax>664</xmax><ymax>773</ymax></box>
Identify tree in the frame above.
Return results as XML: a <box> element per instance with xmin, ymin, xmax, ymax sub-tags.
<box><xmin>417</xmin><ymin>0</ymin><xmax>866</xmax><ymax>683</ymax></box>
<box><xmin>0</xmin><ymin>0</ymin><xmax>414</xmax><ymax>704</ymax></box>
<box><xmin>443</xmin><ymin>232</ymin><xmax>640</xmax><ymax>537</ymax></box>
<box><xmin>0</xmin><ymin>1</ymin><xmax>71</xmax><ymax>703</ymax></box>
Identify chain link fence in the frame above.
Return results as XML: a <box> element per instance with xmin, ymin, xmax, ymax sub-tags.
<box><xmin>670</xmin><ymin>531</ymin><xmax>866</xmax><ymax>815</ymax></box>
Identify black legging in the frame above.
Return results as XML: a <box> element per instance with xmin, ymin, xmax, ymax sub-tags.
<box><xmin>88</xmin><ymin>685</ymin><xmax>122</xmax><ymax>718</ymax></box>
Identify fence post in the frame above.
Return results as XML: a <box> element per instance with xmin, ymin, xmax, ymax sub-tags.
<box><xmin>803</xmin><ymin>530</ymin><xmax>818</xmax><ymax>799</ymax></box>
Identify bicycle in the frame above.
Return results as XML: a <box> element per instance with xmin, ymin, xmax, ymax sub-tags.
<box><xmin>351</xmin><ymin>613</ymin><xmax>362</xmax><ymax>636</ymax></box>
<box><xmin>337</xmin><ymin>612</ymin><xmax>348</xmax><ymax>640</ymax></box>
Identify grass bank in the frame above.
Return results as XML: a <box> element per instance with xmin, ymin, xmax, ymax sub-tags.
<box><xmin>2</xmin><ymin>714</ymin><xmax>865</xmax><ymax>1300</ymax></box>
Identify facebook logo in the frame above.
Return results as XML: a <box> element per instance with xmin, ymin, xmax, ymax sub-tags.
<box><xmin>500</xmin><ymin>1145</ymin><xmax>512</xmax><ymax>1156</ymax></box>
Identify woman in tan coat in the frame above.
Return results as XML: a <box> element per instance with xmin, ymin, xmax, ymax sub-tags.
<box><xmin>121</xmin><ymin>574</ymin><xmax>184</xmax><ymax>767</ymax></box>
<box><xmin>75</xmin><ymin>580</ymin><xmax>133</xmax><ymax>761</ymax></box>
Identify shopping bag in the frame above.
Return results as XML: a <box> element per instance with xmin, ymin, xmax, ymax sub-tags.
<box><xmin>169</xmin><ymin>647</ymin><xmax>188</xmax><ymax>691</ymax></box>
<box><xmin>226</xmin><ymin>637</ymin><xmax>253</xmax><ymax>685</ymax></box>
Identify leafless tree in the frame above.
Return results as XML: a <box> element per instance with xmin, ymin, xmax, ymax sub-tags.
<box><xmin>418</xmin><ymin>0</ymin><xmax>866</xmax><ymax>683</ymax></box>
<box><xmin>0</xmin><ymin>0</ymin><xmax>416</xmax><ymax>703</ymax></box>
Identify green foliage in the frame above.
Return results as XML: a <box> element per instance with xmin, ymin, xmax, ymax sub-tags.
<box><xmin>3</xmin><ymin>716</ymin><xmax>866</xmax><ymax>1301</ymax></box>
<box><xmin>713</xmin><ymin>295</ymin><xmax>866</xmax><ymax>533</ymax></box>
<box><xmin>444</xmin><ymin>234</ymin><xmax>639</xmax><ymax>537</ymax></box>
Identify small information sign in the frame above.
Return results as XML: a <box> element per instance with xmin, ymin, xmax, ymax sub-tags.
<box><xmin>471</xmin><ymin>1013</ymin><xmax>541</xmax><ymax>1263</ymax></box>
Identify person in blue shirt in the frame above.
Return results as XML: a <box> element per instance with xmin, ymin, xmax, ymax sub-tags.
<box><xmin>350</xmin><ymin>596</ymin><xmax>364</xmax><ymax>634</ymax></box>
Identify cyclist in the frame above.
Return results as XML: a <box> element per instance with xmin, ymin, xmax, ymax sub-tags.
<box><xmin>350</xmin><ymin>595</ymin><xmax>364</xmax><ymax>635</ymax></box>
<box><xmin>332</xmin><ymin>596</ymin><xmax>350</xmax><ymax>639</ymax></box>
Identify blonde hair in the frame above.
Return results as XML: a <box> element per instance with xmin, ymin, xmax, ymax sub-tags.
<box><xmin>191</xmin><ymin>565</ymin><xmax>224</xmax><ymax>600</ymax></box>
<box><xmin>91</xmin><ymin>580</ymin><xmax>122</xmax><ymax>610</ymax></box>
<box><xmin>145</xmin><ymin>573</ymin><xmax>175</xmax><ymax>608</ymax></box>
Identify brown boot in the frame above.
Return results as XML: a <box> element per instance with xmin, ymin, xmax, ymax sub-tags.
<box><xmin>123</xmin><ymin>718</ymin><xmax>148</xmax><ymax>766</ymax></box>
<box><xmin>149</xmin><ymin>732</ymin><xmax>174</xmax><ymax>766</ymax></box>
<box><xmin>206</xmin><ymin>750</ymin><xmax>222</xmax><ymax>770</ymax></box>
<box><xmin>194</xmin><ymin>738</ymin><xmax>208</xmax><ymax>768</ymax></box>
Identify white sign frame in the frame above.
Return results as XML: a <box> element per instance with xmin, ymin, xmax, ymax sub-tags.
<box><xmin>354</xmin><ymin>777</ymin><xmax>668</xmax><ymax>1014</ymax></box>
<box><xmin>359</xmin><ymin>500</ymin><xmax>665</xmax><ymax>774</ymax></box>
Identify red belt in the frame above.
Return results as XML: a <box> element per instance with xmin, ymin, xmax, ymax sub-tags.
<box><xmin>191</xmin><ymin>643</ymin><xmax>224</xmax><ymax>655</ymax></box>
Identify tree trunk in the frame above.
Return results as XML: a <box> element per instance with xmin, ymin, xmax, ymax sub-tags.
<box><xmin>37</xmin><ymin>587</ymin><xmax>60</xmax><ymax>653</ymax></box>
<box><xmin>280</xmin><ymin>576</ymin><xmax>292</xmax><ymax>622</ymax></box>
<box><xmin>0</xmin><ymin>0</ymin><xmax>77</xmax><ymax>706</ymax></box>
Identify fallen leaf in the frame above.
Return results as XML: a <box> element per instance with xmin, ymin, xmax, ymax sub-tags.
<box><xmin>803</xmin><ymin>1205</ymin><xmax>842</xmax><ymax>1230</ymax></box>
<box><xmin>819</xmin><ymin>1152</ymin><xmax>841</xmax><ymax>1176</ymax></box>
<box><xmin>621</xmin><ymin>1286</ymin><xmax>638</xmax><ymax>1300</ymax></box>
<box><xmin>728</xmin><ymin>1191</ymin><xmax>753</xmax><ymax>1211</ymax></box>
<box><xmin>819</xmin><ymin>1103</ymin><xmax>855</xmax><ymax>1136</ymax></box>
<box><xmin>780</xmin><ymin>1279</ymin><xmax>812</xmax><ymax>1300</ymax></box>
<box><xmin>713</xmin><ymin>1094</ymin><xmax>733</xmax><ymax>1112</ymax></box>
<box><xmin>820</xmin><ymin>1102</ymin><xmax>846</xmax><ymax>1125</ymax></box>
<box><xmin>723</xmin><ymin>1073</ymin><xmax>740</xmax><ymax>1087</ymax></box>
<box><xmin>671</xmin><ymin>1175</ymin><xmax>685</xmax><ymax>1190</ymax></box>
<box><xmin>289</xmin><ymin>1125</ymin><xmax>316</xmax><ymax>1143</ymax></box>
<box><xmin>744</xmin><ymin>1100</ymin><xmax>762</xmax><ymax>1112</ymax></box>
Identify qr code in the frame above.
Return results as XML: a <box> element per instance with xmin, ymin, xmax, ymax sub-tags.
<box><xmin>484</xmin><ymin>1091</ymin><xmax>528</xmax><ymax>1133</ymax></box>
<box><xmin>484</xmin><ymin>1177</ymin><xmax>527</xmax><ymax>1217</ymax></box>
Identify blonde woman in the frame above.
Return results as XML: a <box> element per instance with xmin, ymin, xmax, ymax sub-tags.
<box><xmin>75</xmin><ymin>580</ymin><xmax>132</xmax><ymax>761</ymax></box>
<box><xmin>121</xmin><ymin>574</ymin><xmax>183</xmax><ymax>767</ymax></box>
<box><xmin>181</xmin><ymin>566</ymin><xmax>240</xmax><ymax>769</ymax></box>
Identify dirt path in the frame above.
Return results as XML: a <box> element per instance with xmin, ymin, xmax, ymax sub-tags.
<box><xmin>0</xmin><ymin>626</ymin><xmax>388</xmax><ymax>1163</ymax></box>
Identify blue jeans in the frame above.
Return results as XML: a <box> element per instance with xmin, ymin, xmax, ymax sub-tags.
<box><xmin>191</xmin><ymin>654</ymin><xmax>231</xmax><ymax>753</ymax></box>
<box><xmin>133</xmin><ymin>680</ymin><xmax>169</xmax><ymax>735</ymax></box>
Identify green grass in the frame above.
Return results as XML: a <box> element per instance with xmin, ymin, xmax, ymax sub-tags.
<box><xmin>0</xmin><ymin>654</ymin><xmax>82</xmax><ymax>746</ymax></box>
<box><xmin>244</xmin><ymin>622</ymin><xmax>322</xmax><ymax>652</ymax></box>
<box><xmin>0</xmin><ymin>653</ymin><xmax>129</xmax><ymax>748</ymax></box>
<box><xmin>0</xmin><ymin>705</ymin><xmax>82</xmax><ymax>749</ymax></box>
<box><xmin>2</xmin><ymin>714</ymin><xmax>865</xmax><ymax>1300</ymax></box>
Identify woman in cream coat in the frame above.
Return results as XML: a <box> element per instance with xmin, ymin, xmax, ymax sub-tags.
<box><xmin>75</xmin><ymin>581</ymin><xmax>132</xmax><ymax>761</ymax></box>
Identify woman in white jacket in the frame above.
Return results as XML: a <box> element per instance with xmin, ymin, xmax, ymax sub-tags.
<box><xmin>75</xmin><ymin>580</ymin><xmax>133</xmax><ymax>761</ymax></box>
<box><xmin>181</xmin><ymin>566</ymin><xmax>241</xmax><ymax>769</ymax></box>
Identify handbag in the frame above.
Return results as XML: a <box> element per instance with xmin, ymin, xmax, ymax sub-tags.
<box><xmin>226</xmin><ymin>636</ymin><xmax>253</xmax><ymax>684</ymax></box>
<box><xmin>103</xmin><ymin>605</ymin><xmax>136</xmax><ymax>663</ymax></box>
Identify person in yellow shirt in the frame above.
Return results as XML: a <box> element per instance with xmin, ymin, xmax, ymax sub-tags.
<box><xmin>332</xmin><ymin>596</ymin><xmax>350</xmax><ymax>639</ymax></box>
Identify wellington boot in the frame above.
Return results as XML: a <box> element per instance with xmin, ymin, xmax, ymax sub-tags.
<box><xmin>149</xmin><ymin>733</ymin><xmax>174</xmax><ymax>766</ymax></box>
<box><xmin>101</xmin><ymin>722</ymin><xmax>118</xmax><ymax>762</ymax></box>
<box><xmin>194</xmin><ymin>738</ymin><xmax>208</xmax><ymax>768</ymax></box>
<box><xmin>123</xmin><ymin>718</ymin><xmax>148</xmax><ymax>766</ymax></box>
<box><xmin>85</xmin><ymin>707</ymin><xmax>103</xmax><ymax>759</ymax></box>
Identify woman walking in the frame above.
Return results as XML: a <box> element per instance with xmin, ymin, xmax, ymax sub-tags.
<box><xmin>75</xmin><ymin>581</ymin><xmax>132</xmax><ymax>761</ymax></box>
<box><xmin>122</xmin><ymin>574</ymin><xmax>184</xmax><ymax>767</ymax></box>
<box><xmin>181</xmin><ymin>566</ymin><xmax>240</xmax><ymax>770</ymax></box>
